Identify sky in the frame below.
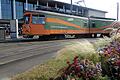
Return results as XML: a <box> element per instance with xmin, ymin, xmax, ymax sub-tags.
<box><xmin>55</xmin><ymin>0</ymin><xmax>120</xmax><ymax>20</ymax></box>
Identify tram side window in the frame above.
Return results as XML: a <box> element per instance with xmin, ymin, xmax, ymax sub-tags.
<box><xmin>84</xmin><ymin>22</ymin><xmax>87</xmax><ymax>27</ymax></box>
<box><xmin>92</xmin><ymin>22</ymin><xmax>96</xmax><ymax>28</ymax></box>
<box><xmin>32</xmin><ymin>15</ymin><xmax>45</xmax><ymax>24</ymax></box>
<box><xmin>24</xmin><ymin>16</ymin><xmax>30</xmax><ymax>24</ymax></box>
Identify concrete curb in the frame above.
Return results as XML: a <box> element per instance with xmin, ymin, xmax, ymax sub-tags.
<box><xmin>0</xmin><ymin>38</ymin><xmax>37</xmax><ymax>43</ymax></box>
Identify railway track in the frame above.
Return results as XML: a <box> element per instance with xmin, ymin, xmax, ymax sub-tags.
<box><xmin>0</xmin><ymin>43</ymin><xmax>64</xmax><ymax>66</ymax></box>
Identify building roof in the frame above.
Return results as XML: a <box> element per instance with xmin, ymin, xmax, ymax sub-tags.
<box><xmin>17</xmin><ymin>0</ymin><xmax>107</xmax><ymax>13</ymax></box>
<box><xmin>87</xmin><ymin>8</ymin><xmax>107</xmax><ymax>13</ymax></box>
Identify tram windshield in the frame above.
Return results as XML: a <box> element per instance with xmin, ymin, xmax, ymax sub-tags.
<box><xmin>32</xmin><ymin>15</ymin><xmax>45</xmax><ymax>24</ymax></box>
<box><xmin>24</xmin><ymin>15</ymin><xmax>30</xmax><ymax>24</ymax></box>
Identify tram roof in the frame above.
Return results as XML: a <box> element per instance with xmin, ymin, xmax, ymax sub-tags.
<box><xmin>90</xmin><ymin>16</ymin><xmax>116</xmax><ymax>20</ymax></box>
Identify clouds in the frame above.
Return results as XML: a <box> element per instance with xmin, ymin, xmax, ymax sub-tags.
<box><xmin>84</xmin><ymin>0</ymin><xmax>119</xmax><ymax>19</ymax></box>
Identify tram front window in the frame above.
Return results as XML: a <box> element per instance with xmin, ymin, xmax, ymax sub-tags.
<box><xmin>24</xmin><ymin>15</ymin><xmax>30</xmax><ymax>24</ymax></box>
<box><xmin>32</xmin><ymin>15</ymin><xmax>45</xmax><ymax>24</ymax></box>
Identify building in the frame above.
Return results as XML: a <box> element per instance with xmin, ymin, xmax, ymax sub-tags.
<box><xmin>0</xmin><ymin>0</ymin><xmax>107</xmax><ymax>25</ymax></box>
<box><xmin>88</xmin><ymin>8</ymin><xmax>106</xmax><ymax>18</ymax></box>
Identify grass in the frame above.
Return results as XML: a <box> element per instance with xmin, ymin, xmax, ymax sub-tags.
<box><xmin>12</xmin><ymin>40</ymin><xmax>99</xmax><ymax>80</ymax></box>
<box><xmin>93</xmin><ymin>36</ymin><xmax>112</xmax><ymax>49</ymax></box>
<box><xmin>12</xmin><ymin>59</ymin><xmax>66</xmax><ymax>80</ymax></box>
<box><xmin>56</xmin><ymin>40</ymin><xmax>99</xmax><ymax>63</ymax></box>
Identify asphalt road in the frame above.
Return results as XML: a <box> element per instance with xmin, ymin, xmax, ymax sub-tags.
<box><xmin>0</xmin><ymin>38</ymin><xmax>98</xmax><ymax>80</ymax></box>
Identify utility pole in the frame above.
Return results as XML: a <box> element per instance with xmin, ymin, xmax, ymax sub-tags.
<box><xmin>83</xmin><ymin>0</ymin><xmax>86</xmax><ymax>7</ymax></box>
<box><xmin>117</xmin><ymin>2</ymin><xmax>119</xmax><ymax>21</ymax></box>
<box><xmin>70</xmin><ymin>0</ymin><xmax>73</xmax><ymax>14</ymax></box>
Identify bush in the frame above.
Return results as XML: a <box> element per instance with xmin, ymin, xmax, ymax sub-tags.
<box><xmin>57</xmin><ymin>56</ymin><xmax>102</xmax><ymax>80</ymax></box>
<box><xmin>97</xmin><ymin>38</ymin><xmax>120</xmax><ymax>79</ymax></box>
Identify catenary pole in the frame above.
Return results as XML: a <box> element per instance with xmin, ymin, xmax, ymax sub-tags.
<box><xmin>70</xmin><ymin>0</ymin><xmax>73</xmax><ymax>14</ymax></box>
<box><xmin>117</xmin><ymin>2</ymin><xmax>119</xmax><ymax>21</ymax></box>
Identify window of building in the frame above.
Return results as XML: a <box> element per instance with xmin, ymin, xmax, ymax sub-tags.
<box><xmin>1</xmin><ymin>0</ymin><xmax>11</xmax><ymax>4</ymax></box>
<box><xmin>24</xmin><ymin>3</ymin><xmax>34</xmax><ymax>10</ymax></box>
<box><xmin>1</xmin><ymin>1</ymin><xmax>12</xmax><ymax>19</ymax></box>
<box><xmin>1</xmin><ymin>0</ymin><xmax>35</xmax><ymax>19</ymax></box>
<box><xmin>28</xmin><ymin>4</ymin><xmax>34</xmax><ymax>10</ymax></box>
<box><xmin>16</xmin><ymin>1</ymin><xmax>23</xmax><ymax>19</ymax></box>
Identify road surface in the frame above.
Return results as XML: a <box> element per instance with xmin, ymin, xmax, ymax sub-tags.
<box><xmin>0</xmin><ymin>38</ymin><xmax>98</xmax><ymax>80</ymax></box>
